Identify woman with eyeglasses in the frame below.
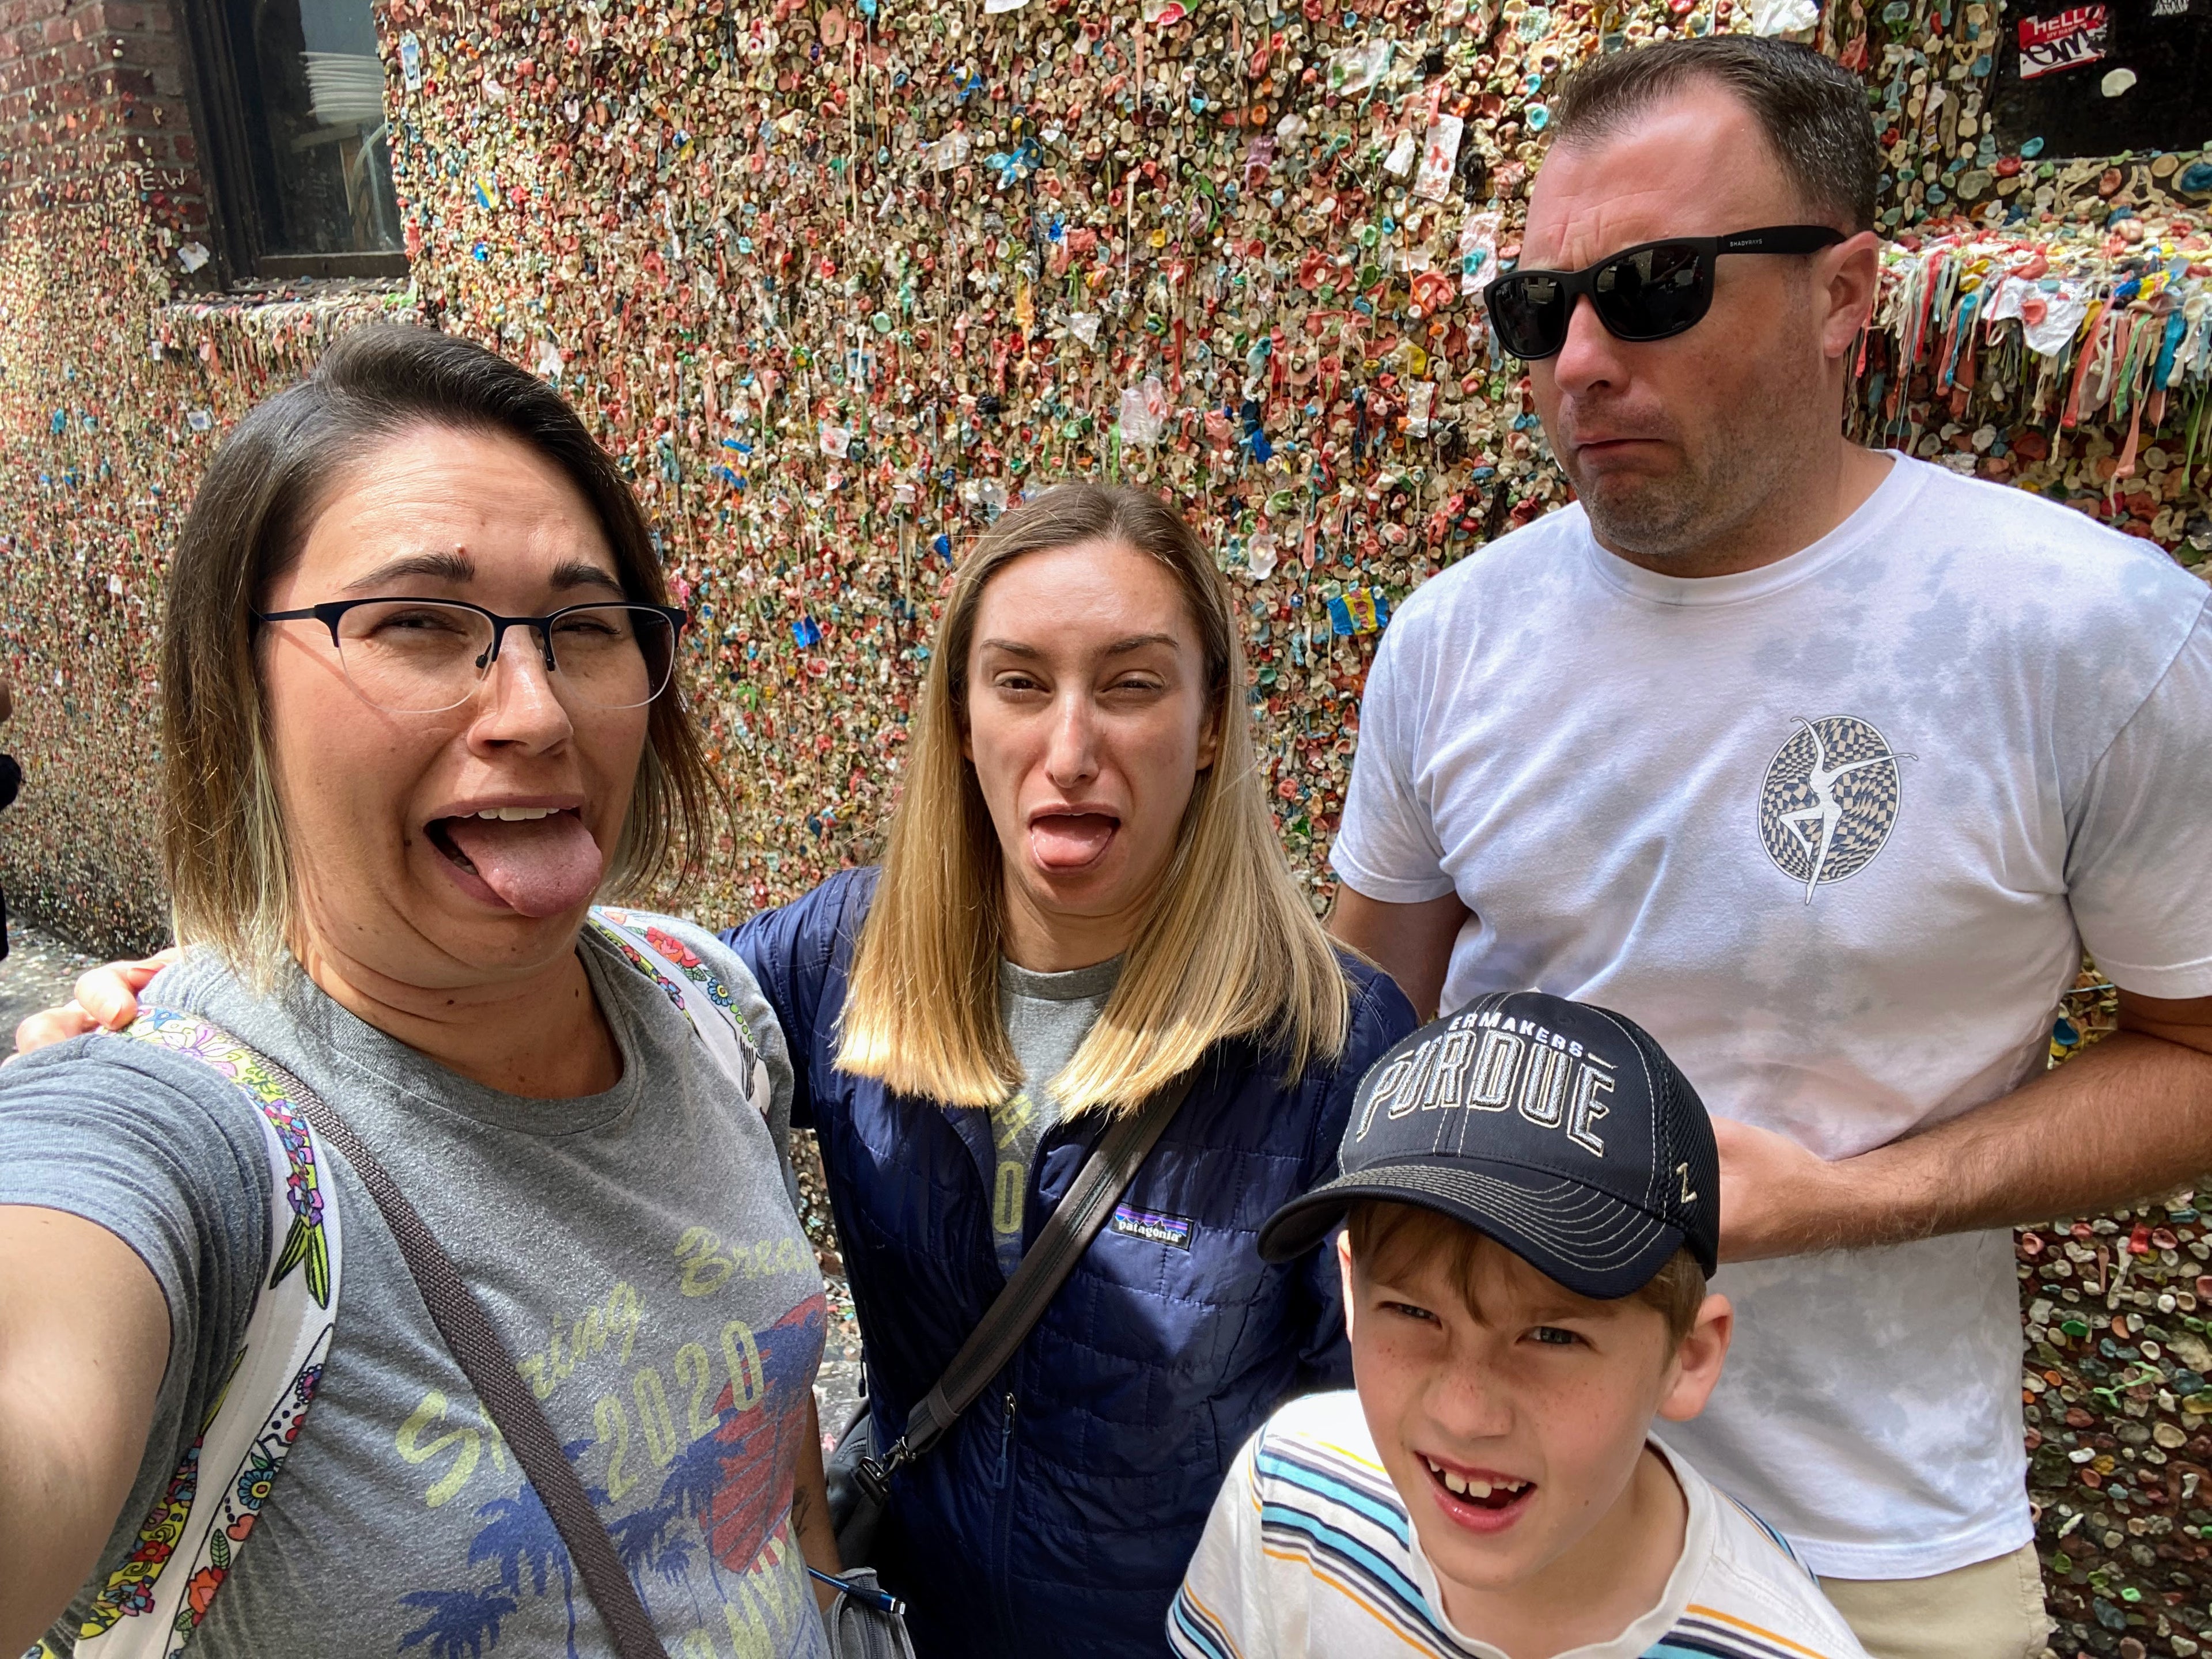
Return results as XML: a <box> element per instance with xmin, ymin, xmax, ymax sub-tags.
<box><xmin>25</xmin><ymin>475</ymin><xmax>1421</xmax><ymax>1658</ymax></box>
<box><xmin>0</xmin><ymin>326</ymin><xmax>842</xmax><ymax>1659</ymax></box>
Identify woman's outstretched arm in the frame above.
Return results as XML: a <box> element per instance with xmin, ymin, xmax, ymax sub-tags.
<box><xmin>0</xmin><ymin>1205</ymin><xmax>171</xmax><ymax>1653</ymax></box>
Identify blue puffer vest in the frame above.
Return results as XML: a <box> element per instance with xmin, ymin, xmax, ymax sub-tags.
<box><xmin>727</xmin><ymin>868</ymin><xmax>1416</xmax><ymax>1658</ymax></box>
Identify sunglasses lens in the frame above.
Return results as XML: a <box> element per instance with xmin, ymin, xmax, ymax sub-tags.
<box><xmin>1486</xmin><ymin>272</ymin><xmax>1569</xmax><ymax>359</ymax></box>
<box><xmin>1592</xmin><ymin>243</ymin><xmax>1711</xmax><ymax>342</ymax></box>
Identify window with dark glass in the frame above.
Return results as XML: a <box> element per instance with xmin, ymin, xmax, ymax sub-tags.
<box><xmin>184</xmin><ymin>0</ymin><xmax>407</xmax><ymax>279</ymax></box>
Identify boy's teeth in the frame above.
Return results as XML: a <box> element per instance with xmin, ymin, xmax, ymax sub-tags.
<box><xmin>476</xmin><ymin>806</ymin><xmax>558</xmax><ymax>821</ymax></box>
<box><xmin>1424</xmin><ymin>1456</ymin><xmax>1522</xmax><ymax>1501</ymax></box>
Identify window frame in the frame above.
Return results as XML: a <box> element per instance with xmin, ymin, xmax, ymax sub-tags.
<box><xmin>175</xmin><ymin>0</ymin><xmax>408</xmax><ymax>283</ymax></box>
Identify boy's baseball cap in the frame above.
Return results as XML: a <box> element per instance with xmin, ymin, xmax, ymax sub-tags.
<box><xmin>1256</xmin><ymin>990</ymin><xmax>1720</xmax><ymax>1299</ymax></box>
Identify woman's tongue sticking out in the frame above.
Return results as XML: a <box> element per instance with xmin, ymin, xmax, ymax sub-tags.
<box><xmin>963</xmin><ymin>536</ymin><xmax>1222</xmax><ymax>969</ymax></box>
<box><xmin>1028</xmin><ymin>811</ymin><xmax>1119</xmax><ymax>872</ymax></box>
<box><xmin>438</xmin><ymin>811</ymin><xmax>605</xmax><ymax>917</ymax></box>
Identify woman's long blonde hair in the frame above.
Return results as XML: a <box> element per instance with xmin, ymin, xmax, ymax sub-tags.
<box><xmin>835</xmin><ymin>483</ymin><xmax>1350</xmax><ymax>1115</ymax></box>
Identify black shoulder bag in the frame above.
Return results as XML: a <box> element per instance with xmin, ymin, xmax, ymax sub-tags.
<box><xmin>825</xmin><ymin>1071</ymin><xmax>1198</xmax><ymax>1565</ymax></box>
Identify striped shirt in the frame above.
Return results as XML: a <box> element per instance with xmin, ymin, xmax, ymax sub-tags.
<box><xmin>1169</xmin><ymin>1391</ymin><xmax>1870</xmax><ymax>1659</ymax></box>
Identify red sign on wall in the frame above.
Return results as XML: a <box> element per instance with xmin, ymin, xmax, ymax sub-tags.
<box><xmin>2016</xmin><ymin>5</ymin><xmax>2112</xmax><ymax>77</ymax></box>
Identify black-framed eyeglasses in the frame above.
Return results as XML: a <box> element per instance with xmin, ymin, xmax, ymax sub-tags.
<box><xmin>1482</xmin><ymin>225</ymin><xmax>1847</xmax><ymax>362</ymax></box>
<box><xmin>253</xmin><ymin>597</ymin><xmax>688</xmax><ymax>714</ymax></box>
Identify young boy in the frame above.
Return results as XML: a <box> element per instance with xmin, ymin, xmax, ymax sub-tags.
<box><xmin>1169</xmin><ymin>991</ymin><xmax>1870</xmax><ymax>1659</ymax></box>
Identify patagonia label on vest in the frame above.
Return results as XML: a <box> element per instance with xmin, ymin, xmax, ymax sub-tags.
<box><xmin>1109</xmin><ymin>1202</ymin><xmax>1194</xmax><ymax>1251</ymax></box>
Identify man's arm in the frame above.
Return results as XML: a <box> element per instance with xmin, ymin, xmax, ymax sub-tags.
<box><xmin>1325</xmin><ymin>887</ymin><xmax>1470</xmax><ymax>1023</ymax></box>
<box><xmin>0</xmin><ymin>1206</ymin><xmax>172</xmax><ymax>1653</ymax></box>
<box><xmin>1718</xmin><ymin>990</ymin><xmax>2212</xmax><ymax>1260</ymax></box>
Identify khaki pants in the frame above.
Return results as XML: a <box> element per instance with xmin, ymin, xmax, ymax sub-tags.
<box><xmin>1819</xmin><ymin>1541</ymin><xmax>2051</xmax><ymax>1659</ymax></box>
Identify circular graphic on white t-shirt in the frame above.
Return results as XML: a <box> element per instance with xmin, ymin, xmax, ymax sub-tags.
<box><xmin>1757</xmin><ymin>715</ymin><xmax>1913</xmax><ymax>904</ymax></box>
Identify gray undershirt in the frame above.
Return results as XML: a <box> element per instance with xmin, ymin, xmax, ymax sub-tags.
<box><xmin>988</xmin><ymin>955</ymin><xmax>1123</xmax><ymax>1276</ymax></box>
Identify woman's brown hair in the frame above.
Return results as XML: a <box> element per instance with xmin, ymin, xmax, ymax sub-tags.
<box><xmin>161</xmin><ymin>323</ymin><xmax>715</xmax><ymax>975</ymax></box>
<box><xmin>835</xmin><ymin>482</ymin><xmax>1351</xmax><ymax>1115</ymax></box>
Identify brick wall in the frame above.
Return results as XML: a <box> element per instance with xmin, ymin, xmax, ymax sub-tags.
<box><xmin>0</xmin><ymin>0</ymin><xmax>205</xmax><ymax>260</ymax></box>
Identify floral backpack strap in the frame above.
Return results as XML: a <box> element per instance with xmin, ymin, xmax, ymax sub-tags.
<box><xmin>51</xmin><ymin>1010</ymin><xmax>344</xmax><ymax>1659</ymax></box>
<box><xmin>588</xmin><ymin>906</ymin><xmax>772</xmax><ymax>1121</ymax></box>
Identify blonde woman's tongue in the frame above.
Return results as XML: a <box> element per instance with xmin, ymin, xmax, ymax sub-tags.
<box><xmin>440</xmin><ymin>811</ymin><xmax>604</xmax><ymax>916</ymax></box>
<box><xmin>1029</xmin><ymin>811</ymin><xmax>1118</xmax><ymax>871</ymax></box>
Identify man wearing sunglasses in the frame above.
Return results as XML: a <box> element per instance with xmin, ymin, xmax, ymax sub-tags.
<box><xmin>1329</xmin><ymin>33</ymin><xmax>2212</xmax><ymax>1659</ymax></box>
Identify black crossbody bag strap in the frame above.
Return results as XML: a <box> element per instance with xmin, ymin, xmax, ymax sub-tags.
<box><xmin>243</xmin><ymin>1041</ymin><xmax>671</xmax><ymax>1659</ymax></box>
<box><xmin>855</xmin><ymin>1069</ymin><xmax>1199</xmax><ymax>1501</ymax></box>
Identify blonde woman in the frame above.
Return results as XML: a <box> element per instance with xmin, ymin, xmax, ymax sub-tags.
<box><xmin>728</xmin><ymin>484</ymin><xmax>1415</xmax><ymax>1657</ymax></box>
<box><xmin>29</xmin><ymin>483</ymin><xmax>1418</xmax><ymax>1657</ymax></box>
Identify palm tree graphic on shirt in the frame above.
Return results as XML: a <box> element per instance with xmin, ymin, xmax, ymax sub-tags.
<box><xmin>448</xmin><ymin>1440</ymin><xmax>600</xmax><ymax>1659</ymax></box>
<box><xmin>400</xmin><ymin>1294</ymin><xmax>828</xmax><ymax>1657</ymax></box>
<box><xmin>395</xmin><ymin>1585</ymin><xmax>521</xmax><ymax>1659</ymax></box>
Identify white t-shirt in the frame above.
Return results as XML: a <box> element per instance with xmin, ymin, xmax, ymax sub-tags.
<box><xmin>1168</xmin><ymin>1389</ymin><xmax>1870</xmax><ymax>1659</ymax></box>
<box><xmin>1331</xmin><ymin>453</ymin><xmax>2212</xmax><ymax>1577</ymax></box>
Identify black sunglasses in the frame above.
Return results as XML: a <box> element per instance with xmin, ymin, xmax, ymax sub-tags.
<box><xmin>1482</xmin><ymin>225</ymin><xmax>1847</xmax><ymax>361</ymax></box>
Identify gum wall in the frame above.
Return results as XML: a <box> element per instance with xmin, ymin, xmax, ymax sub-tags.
<box><xmin>2</xmin><ymin>0</ymin><xmax>2210</xmax><ymax>1650</ymax></box>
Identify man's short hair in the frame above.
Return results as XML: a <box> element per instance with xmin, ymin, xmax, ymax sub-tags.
<box><xmin>1548</xmin><ymin>36</ymin><xmax>1878</xmax><ymax>236</ymax></box>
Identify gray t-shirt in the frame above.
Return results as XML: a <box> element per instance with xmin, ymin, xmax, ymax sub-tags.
<box><xmin>986</xmin><ymin>956</ymin><xmax>1121</xmax><ymax>1276</ymax></box>
<box><xmin>0</xmin><ymin>916</ymin><xmax>831</xmax><ymax>1659</ymax></box>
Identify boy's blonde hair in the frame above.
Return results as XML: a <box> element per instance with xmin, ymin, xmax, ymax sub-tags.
<box><xmin>834</xmin><ymin>482</ymin><xmax>1350</xmax><ymax>1116</ymax></box>
<box><xmin>1346</xmin><ymin>1200</ymin><xmax>1709</xmax><ymax>1342</ymax></box>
